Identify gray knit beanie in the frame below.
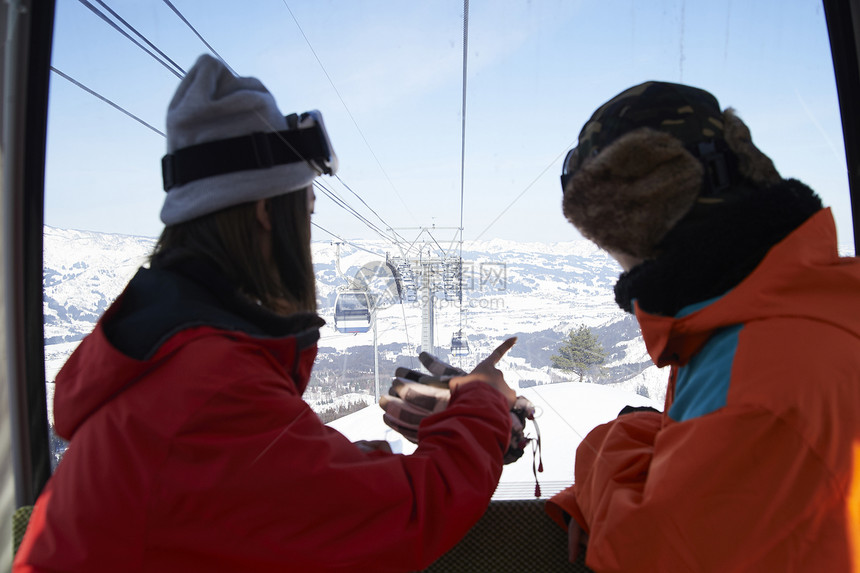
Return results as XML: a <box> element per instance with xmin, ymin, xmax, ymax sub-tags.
<box><xmin>160</xmin><ymin>54</ymin><xmax>337</xmax><ymax>225</ymax></box>
<box><xmin>560</xmin><ymin>81</ymin><xmax>781</xmax><ymax>259</ymax></box>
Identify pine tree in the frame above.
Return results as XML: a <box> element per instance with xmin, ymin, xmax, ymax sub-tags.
<box><xmin>551</xmin><ymin>325</ymin><xmax>607</xmax><ymax>382</ymax></box>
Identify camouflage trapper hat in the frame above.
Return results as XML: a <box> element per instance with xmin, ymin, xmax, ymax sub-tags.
<box><xmin>561</xmin><ymin>81</ymin><xmax>781</xmax><ymax>259</ymax></box>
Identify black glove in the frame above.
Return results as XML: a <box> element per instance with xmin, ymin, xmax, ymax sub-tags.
<box><xmin>505</xmin><ymin>395</ymin><xmax>537</xmax><ymax>464</ymax></box>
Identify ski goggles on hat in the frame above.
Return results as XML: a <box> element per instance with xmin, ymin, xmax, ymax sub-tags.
<box><xmin>290</xmin><ymin>110</ymin><xmax>338</xmax><ymax>177</ymax></box>
<box><xmin>560</xmin><ymin>138</ymin><xmax>735</xmax><ymax>197</ymax></box>
<box><xmin>560</xmin><ymin>145</ymin><xmax>581</xmax><ymax>193</ymax></box>
<box><xmin>162</xmin><ymin>109</ymin><xmax>338</xmax><ymax>192</ymax></box>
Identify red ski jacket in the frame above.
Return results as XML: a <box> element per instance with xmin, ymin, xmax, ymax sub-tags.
<box><xmin>547</xmin><ymin>209</ymin><xmax>860</xmax><ymax>572</ymax></box>
<box><xmin>14</xmin><ymin>260</ymin><xmax>511</xmax><ymax>572</ymax></box>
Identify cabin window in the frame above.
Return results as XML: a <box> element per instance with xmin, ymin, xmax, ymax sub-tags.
<box><xmin>44</xmin><ymin>0</ymin><xmax>851</xmax><ymax>497</ymax></box>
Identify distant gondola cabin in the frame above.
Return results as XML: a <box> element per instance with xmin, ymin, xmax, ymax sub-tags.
<box><xmin>334</xmin><ymin>291</ymin><xmax>374</xmax><ymax>333</ymax></box>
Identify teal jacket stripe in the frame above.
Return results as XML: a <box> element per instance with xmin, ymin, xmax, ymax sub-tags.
<box><xmin>669</xmin><ymin>323</ymin><xmax>742</xmax><ymax>422</ymax></box>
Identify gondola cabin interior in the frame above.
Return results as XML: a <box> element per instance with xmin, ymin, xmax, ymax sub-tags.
<box><xmin>2</xmin><ymin>1</ymin><xmax>859</xmax><ymax>571</ymax></box>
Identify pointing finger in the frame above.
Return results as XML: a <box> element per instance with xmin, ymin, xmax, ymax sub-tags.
<box><xmin>483</xmin><ymin>337</ymin><xmax>517</xmax><ymax>365</ymax></box>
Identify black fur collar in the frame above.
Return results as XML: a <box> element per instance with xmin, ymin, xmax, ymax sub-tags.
<box><xmin>614</xmin><ymin>179</ymin><xmax>823</xmax><ymax>316</ymax></box>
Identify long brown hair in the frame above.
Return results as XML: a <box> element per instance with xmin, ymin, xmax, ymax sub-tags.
<box><xmin>151</xmin><ymin>187</ymin><xmax>317</xmax><ymax>314</ymax></box>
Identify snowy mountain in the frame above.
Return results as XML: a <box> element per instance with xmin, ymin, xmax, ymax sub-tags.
<box><xmin>43</xmin><ymin>226</ymin><xmax>667</xmax><ymax>400</ymax></box>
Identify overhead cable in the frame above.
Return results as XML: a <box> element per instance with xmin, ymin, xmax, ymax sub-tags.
<box><xmin>161</xmin><ymin>0</ymin><xmax>236</xmax><ymax>75</ymax></box>
<box><xmin>314</xmin><ymin>181</ymin><xmax>388</xmax><ymax>237</ymax></box>
<box><xmin>458</xmin><ymin>0</ymin><xmax>469</xmax><ymax>245</ymax></box>
<box><xmin>69</xmin><ymin>3</ymin><xmax>398</xmax><ymax>251</ymax></box>
<box><xmin>314</xmin><ymin>180</ymin><xmax>400</xmax><ymax>245</ymax></box>
<box><xmin>457</xmin><ymin>0</ymin><xmax>470</xmax><ymax>329</ymax></box>
<box><xmin>245</xmin><ymin>108</ymin><xmax>402</xmax><ymax>247</ymax></box>
<box><xmin>51</xmin><ymin>67</ymin><xmax>165</xmax><ymax>137</ymax></box>
<box><xmin>315</xmin><ymin>181</ymin><xmax>395</xmax><ymax>242</ymax></box>
<box><xmin>280</xmin><ymin>0</ymin><xmax>418</xmax><ymax>224</ymax></box>
<box><xmin>56</xmin><ymin>69</ymin><xmax>395</xmax><ymax>249</ymax></box>
<box><xmin>469</xmin><ymin>138</ymin><xmax>578</xmax><ymax>245</ymax></box>
<box><xmin>52</xmin><ymin>72</ymin><xmax>391</xmax><ymax>260</ymax></box>
<box><xmin>311</xmin><ymin>222</ymin><xmax>386</xmax><ymax>258</ymax></box>
<box><xmin>76</xmin><ymin>0</ymin><xmax>183</xmax><ymax>78</ymax></box>
<box><xmin>91</xmin><ymin>0</ymin><xmax>186</xmax><ymax>76</ymax></box>
<box><xmin>334</xmin><ymin>174</ymin><xmax>409</xmax><ymax>244</ymax></box>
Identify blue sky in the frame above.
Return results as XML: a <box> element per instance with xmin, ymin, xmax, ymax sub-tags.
<box><xmin>46</xmin><ymin>0</ymin><xmax>855</xmax><ymax>250</ymax></box>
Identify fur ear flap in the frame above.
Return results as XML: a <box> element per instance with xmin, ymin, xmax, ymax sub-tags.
<box><xmin>562</xmin><ymin>128</ymin><xmax>702</xmax><ymax>259</ymax></box>
<box><xmin>723</xmin><ymin>108</ymin><xmax>782</xmax><ymax>187</ymax></box>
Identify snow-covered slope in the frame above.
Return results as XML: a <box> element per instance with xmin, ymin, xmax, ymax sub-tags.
<box><xmin>329</xmin><ymin>380</ymin><xmax>662</xmax><ymax>499</ymax></box>
<box><xmin>42</xmin><ymin>227</ymin><xmax>669</xmax><ymax>426</ymax></box>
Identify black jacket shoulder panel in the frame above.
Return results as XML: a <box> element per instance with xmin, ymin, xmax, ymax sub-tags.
<box><xmin>103</xmin><ymin>258</ymin><xmax>324</xmax><ymax>361</ymax></box>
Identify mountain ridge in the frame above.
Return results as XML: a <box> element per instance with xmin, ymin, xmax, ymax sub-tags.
<box><xmin>42</xmin><ymin>226</ymin><xmax>669</xmax><ymax>413</ymax></box>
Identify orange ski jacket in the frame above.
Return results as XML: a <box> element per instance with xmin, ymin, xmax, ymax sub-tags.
<box><xmin>547</xmin><ymin>209</ymin><xmax>860</xmax><ymax>572</ymax></box>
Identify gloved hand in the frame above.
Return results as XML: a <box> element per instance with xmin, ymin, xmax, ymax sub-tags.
<box><xmin>377</xmin><ymin>351</ymin><xmax>461</xmax><ymax>443</ymax></box>
<box><xmin>379</xmin><ymin>339</ymin><xmax>537</xmax><ymax>464</ymax></box>
<box><xmin>378</xmin><ymin>375</ymin><xmax>451</xmax><ymax>443</ymax></box>
<box><xmin>506</xmin><ymin>395</ymin><xmax>537</xmax><ymax>464</ymax></box>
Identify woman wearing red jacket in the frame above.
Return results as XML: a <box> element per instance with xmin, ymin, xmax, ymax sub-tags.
<box><xmin>14</xmin><ymin>54</ymin><xmax>515</xmax><ymax>572</ymax></box>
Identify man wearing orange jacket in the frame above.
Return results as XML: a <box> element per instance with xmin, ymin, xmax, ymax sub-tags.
<box><xmin>547</xmin><ymin>81</ymin><xmax>860</xmax><ymax>572</ymax></box>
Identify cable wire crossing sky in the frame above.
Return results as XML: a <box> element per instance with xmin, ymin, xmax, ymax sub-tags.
<box><xmin>46</xmin><ymin>0</ymin><xmax>855</xmax><ymax>252</ymax></box>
